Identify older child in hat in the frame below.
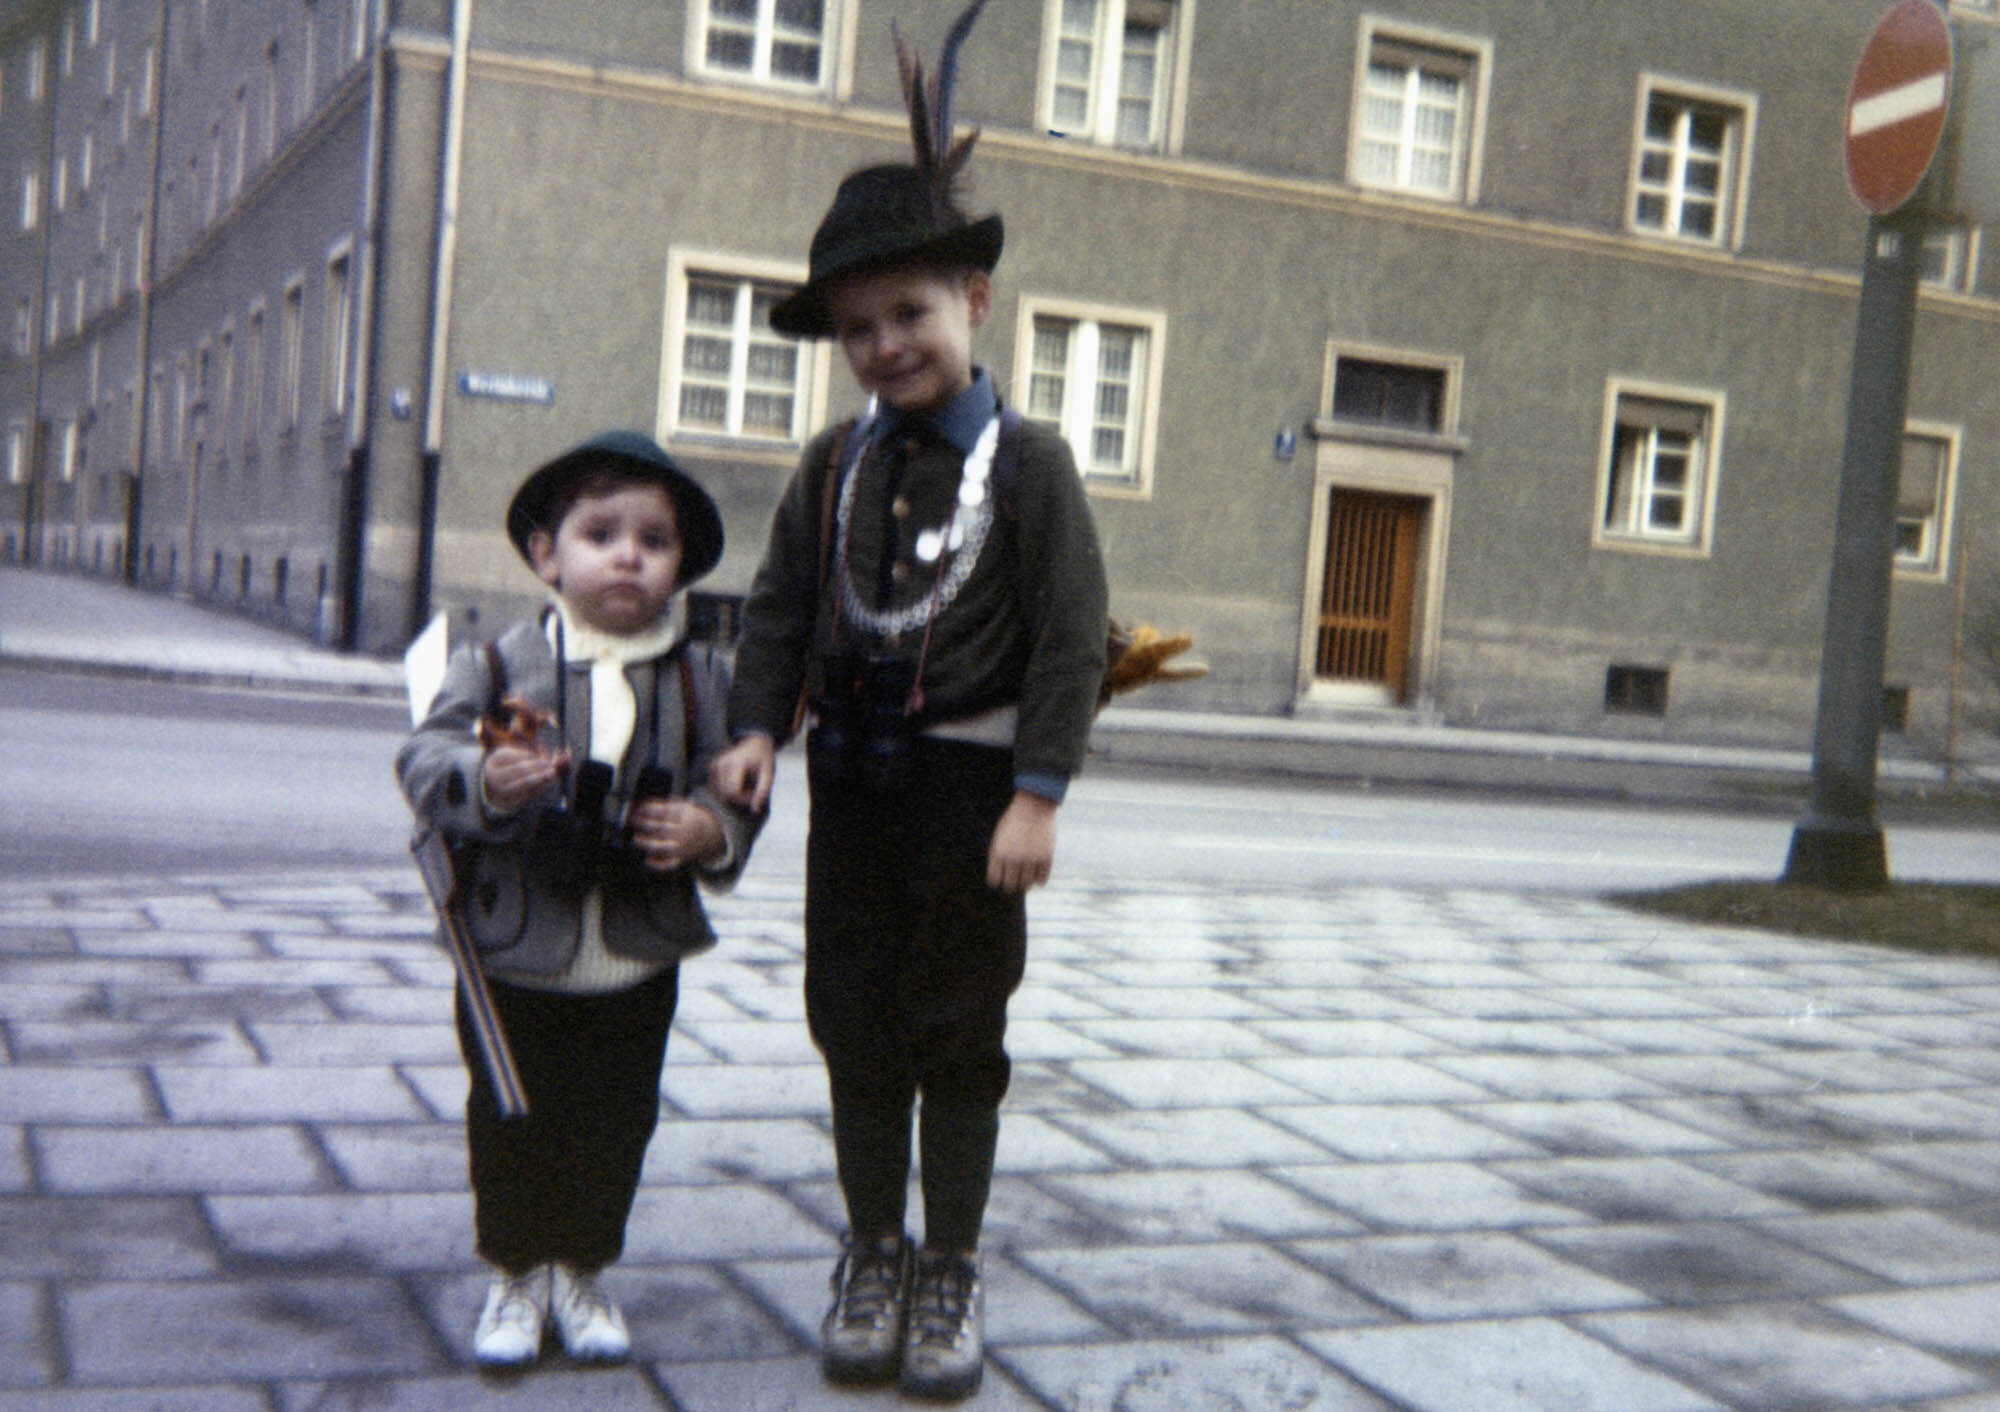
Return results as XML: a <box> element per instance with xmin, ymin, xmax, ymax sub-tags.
<box><xmin>398</xmin><ymin>430</ymin><xmax>760</xmax><ymax>1368</ymax></box>
<box><xmin>711</xmin><ymin>3</ymin><xmax>1108</xmax><ymax>1398</ymax></box>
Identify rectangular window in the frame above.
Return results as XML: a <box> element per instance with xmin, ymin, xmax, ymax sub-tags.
<box><xmin>1605</xmin><ymin>664</ymin><xmax>1669</xmax><ymax>716</ymax></box>
<box><xmin>1332</xmin><ymin>356</ymin><xmax>1446</xmax><ymax>432</ymax></box>
<box><xmin>1921</xmin><ymin>226</ymin><xmax>1982</xmax><ymax>293</ymax></box>
<box><xmin>173</xmin><ymin>359</ymin><xmax>188</xmax><ymax>457</ymax></box>
<box><xmin>1895</xmin><ymin>428</ymin><xmax>1957</xmax><ymax>579</ymax></box>
<box><xmin>243</xmin><ymin>305</ymin><xmax>265</xmax><ymax>444</ymax></box>
<box><xmin>278</xmin><ymin>283</ymin><xmax>304</xmax><ymax>431</ymax></box>
<box><xmin>80</xmin><ymin>133</ymin><xmax>93</xmax><ymax>192</ymax></box>
<box><xmin>53</xmin><ymin>156</ymin><xmax>67</xmax><ymax>214</ymax></box>
<box><xmin>1597</xmin><ymin>386</ymin><xmax>1722</xmax><ymax>553</ymax></box>
<box><xmin>698</xmin><ymin>0</ymin><xmax>829</xmax><ymax>87</ymax></box>
<box><xmin>59</xmin><ymin>421</ymin><xmax>78</xmax><ymax>481</ymax></box>
<box><xmin>1353</xmin><ymin>27</ymin><xmax>1485</xmax><ymax>201</ymax></box>
<box><xmin>671</xmin><ymin>270</ymin><xmax>805</xmax><ymax>440</ymax></box>
<box><xmin>218</xmin><ymin>326</ymin><xmax>236</xmax><ymax>450</ymax></box>
<box><xmin>6</xmin><ymin>424</ymin><xmax>25</xmax><ymax>483</ymax></box>
<box><xmin>322</xmin><ymin>251</ymin><xmax>351</xmax><ymax>416</ymax></box>
<box><xmin>1020</xmin><ymin>301</ymin><xmax>1163</xmax><ymax>493</ymax></box>
<box><xmin>300</xmin><ymin>6</ymin><xmax>318</xmax><ymax>118</ymax></box>
<box><xmin>13</xmin><ymin>298</ymin><xmax>29</xmax><ymax>356</ymax></box>
<box><xmin>20</xmin><ymin>168</ymin><xmax>37</xmax><ymax>230</ymax></box>
<box><xmin>1631</xmin><ymin>82</ymin><xmax>1752</xmax><ymax>247</ymax></box>
<box><xmin>28</xmin><ymin>39</ymin><xmax>47</xmax><ymax>102</ymax></box>
<box><xmin>1045</xmin><ymin>0</ymin><xmax>1176</xmax><ymax>149</ymax></box>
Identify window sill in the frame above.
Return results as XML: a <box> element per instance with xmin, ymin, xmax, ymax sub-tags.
<box><xmin>1309</xmin><ymin>419</ymin><xmax>1468</xmax><ymax>454</ymax></box>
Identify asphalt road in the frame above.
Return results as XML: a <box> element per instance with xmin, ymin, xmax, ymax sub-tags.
<box><xmin>5</xmin><ymin>665</ymin><xmax>1997</xmax><ymax>892</ymax></box>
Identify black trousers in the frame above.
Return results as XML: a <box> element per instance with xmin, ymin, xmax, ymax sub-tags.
<box><xmin>456</xmin><ymin>965</ymin><xmax>679</xmax><ymax>1275</ymax></box>
<box><xmin>805</xmin><ymin>736</ymin><xmax>1026</xmax><ymax>1252</ymax></box>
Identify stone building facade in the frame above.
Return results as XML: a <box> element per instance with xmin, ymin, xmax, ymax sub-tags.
<box><xmin>4</xmin><ymin>0</ymin><xmax>1996</xmax><ymax>764</ymax></box>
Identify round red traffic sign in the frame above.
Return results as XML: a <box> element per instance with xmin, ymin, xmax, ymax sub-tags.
<box><xmin>1845</xmin><ymin>0</ymin><xmax>1954</xmax><ymax>214</ymax></box>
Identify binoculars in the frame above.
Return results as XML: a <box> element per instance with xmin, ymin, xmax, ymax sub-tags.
<box><xmin>809</xmin><ymin>650</ymin><xmax>923</xmax><ymax>793</ymax></box>
<box><xmin>537</xmin><ymin>758</ymin><xmax>678</xmax><ymax>879</ymax></box>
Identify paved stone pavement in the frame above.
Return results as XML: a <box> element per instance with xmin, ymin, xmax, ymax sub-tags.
<box><xmin>8</xmin><ymin>866</ymin><xmax>2000</xmax><ymax>1411</ymax></box>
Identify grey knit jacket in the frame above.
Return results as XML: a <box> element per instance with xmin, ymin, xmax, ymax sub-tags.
<box><xmin>396</xmin><ymin>617</ymin><xmax>760</xmax><ymax>978</ymax></box>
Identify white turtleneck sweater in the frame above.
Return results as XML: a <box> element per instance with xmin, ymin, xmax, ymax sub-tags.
<box><xmin>499</xmin><ymin>600</ymin><xmax>684</xmax><ymax>995</ymax></box>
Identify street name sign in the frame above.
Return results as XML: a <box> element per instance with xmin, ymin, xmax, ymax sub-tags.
<box><xmin>1845</xmin><ymin>0</ymin><xmax>1954</xmax><ymax>214</ymax></box>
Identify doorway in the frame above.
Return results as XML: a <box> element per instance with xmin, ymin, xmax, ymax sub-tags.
<box><xmin>1315</xmin><ymin>487</ymin><xmax>1424</xmax><ymax>700</ymax></box>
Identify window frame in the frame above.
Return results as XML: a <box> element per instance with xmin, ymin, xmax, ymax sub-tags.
<box><xmin>1014</xmin><ymin>294</ymin><xmax>1166</xmax><ymax>499</ymax></box>
<box><xmin>242</xmin><ymin>301</ymin><xmax>266</xmax><ymax>448</ymax></box>
<box><xmin>1038</xmin><ymin>0</ymin><xmax>1192</xmax><ymax>154</ymax></box>
<box><xmin>1894</xmin><ymin>421</ymin><xmax>1960</xmax><ymax>582</ymax></box>
<box><xmin>1322</xmin><ymin>340</ymin><xmax>1463</xmax><ymax>438</ymax></box>
<box><xmin>690</xmin><ymin>0</ymin><xmax>844</xmax><ymax>93</ymax></box>
<box><xmin>659</xmin><ymin>249</ymin><xmax>819</xmax><ymax>448</ymax></box>
<box><xmin>1592</xmin><ymin>378</ymin><xmax>1726</xmax><ymax>557</ymax></box>
<box><xmin>1920</xmin><ymin>225</ymin><xmax>1983</xmax><ymax>294</ymax></box>
<box><xmin>322</xmin><ymin>243</ymin><xmax>353</xmax><ymax>420</ymax></box>
<box><xmin>1626</xmin><ymin>75</ymin><xmax>1757</xmax><ymax>251</ymax></box>
<box><xmin>1348</xmin><ymin>16</ymin><xmax>1492</xmax><ymax>205</ymax></box>
<box><xmin>277</xmin><ymin>279</ymin><xmax>305</xmax><ymax>434</ymax></box>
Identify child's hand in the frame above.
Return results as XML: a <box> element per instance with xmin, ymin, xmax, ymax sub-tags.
<box><xmin>480</xmin><ymin>743</ymin><xmax>571</xmax><ymax>814</ymax></box>
<box><xmin>987</xmin><ymin>791</ymin><xmax>1058</xmax><ymax>894</ymax></box>
<box><xmin>628</xmin><ymin>797</ymin><xmax>726</xmax><ymax>872</ymax></box>
<box><xmin>711</xmin><ymin>734</ymin><xmax>777</xmax><ymax>814</ymax></box>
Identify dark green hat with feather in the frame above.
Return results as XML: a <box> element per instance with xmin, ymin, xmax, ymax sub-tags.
<box><xmin>768</xmin><ymin>0</ymin><xmax>1004</xmax><ymax>339</ymax></box>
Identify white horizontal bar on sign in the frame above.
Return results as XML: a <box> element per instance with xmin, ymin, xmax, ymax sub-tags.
<box><xmin>1850</xmin><ymin>72</ymin><xmax>1949</xmax><ymax>138</ymax></box>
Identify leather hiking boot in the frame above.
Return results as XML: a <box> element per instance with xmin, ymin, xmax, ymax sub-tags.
<box><xmin>820</xmin><ymin>1231</ymin><xmax>911</xmax><ymax>1385</ymax></box>
<box><xmin>901</xmin><ymin>1250</ymin><xmax>983</xmax><ymax>1401</ymax></box>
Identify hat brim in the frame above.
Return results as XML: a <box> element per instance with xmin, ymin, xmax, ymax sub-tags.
<box><xmin>506</xmin><ymin>440</ymin><xmax>725</xmax><ymax>589</ymax></box>
<box><xmin>768</xmin><ymin>216</ymin><xmax>1004</xmax><ymax>339</ymax></box>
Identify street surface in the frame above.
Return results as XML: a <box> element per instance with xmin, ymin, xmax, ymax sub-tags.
<box><xmin>10</xmin><ymin>662</ymin><xmax>2000</xmax><ymax>1408</ymax></box>
<box><xmin>5</xmin><ymin>665</ymin><xmax>1996</xmax><ymax>894</ymax></box>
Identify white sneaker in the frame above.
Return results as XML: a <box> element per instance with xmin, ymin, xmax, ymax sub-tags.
<box><xmin>551</xmin><ymin>1263</ymin><xmax>631</xmax><ymax>1363</ymax></box>
<box><xmin>472</xmin><ymin>1266</ymin><xmax>549</xmax><ymax>1367</ymax></box>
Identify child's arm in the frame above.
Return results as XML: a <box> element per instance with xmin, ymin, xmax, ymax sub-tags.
<box><xmin>986</xmin><ymin>791</ymin><xmax>1058</xmax><ymax>893</ymax></box>
<box><xmin>395</xmin><ymin>633</ymin><xmax>560</xmax><ymax>841</ymax></box>
<box><xmin>626</xmin><ymin>796</ymin><xmax>727</xmax><ymax>872</ymax></box>
<box><xmin>711</xmin><ymin>732</ymin><xmax>777</xmax><ymax>814</ymax></box>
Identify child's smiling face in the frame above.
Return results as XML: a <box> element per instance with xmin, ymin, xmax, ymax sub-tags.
<box><xmin>828</xmin><ymin>267</ymin><xmax>992</xmax><ymax>414</ymax></box>
<box><xmin>527</xmin><ymin>481</ymin><xmax>683</xmax><ymax>635</ymax></box>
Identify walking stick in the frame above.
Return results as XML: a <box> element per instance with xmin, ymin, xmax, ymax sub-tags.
<box><xmin>410</xmin><ymin>826</ymin><xmax>529</xmax><ymax>1119</ymax></box>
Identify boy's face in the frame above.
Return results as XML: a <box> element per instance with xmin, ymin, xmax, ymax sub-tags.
<box><xmin>828</xmin><ymin>267</ymin><xmax>992</xmax><ymax>415</ymax></box>
<box><xmin>527</xmin><ymin>482</ymin><xmax>683</xmax><ymax>636</ymax></box>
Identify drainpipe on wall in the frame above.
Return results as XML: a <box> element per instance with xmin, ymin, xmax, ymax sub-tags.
<box><xmin>23</xmin><ymin>11</ymin><xmax>57</xmax><ymax>567</ymax></box>
<box><xmin>413</xmin><ymin>0</ymin><xmax>474</xmax><ymax>640</ymax></box>
<box><xmin>330</xmin><ymin>0</ymin><xmax>392</xmax><ymax>649</ymax></box>
<box><xmin>126</xmin><ymin>0</ymin><xmax>169</xmax><ymax>585</ymax></box>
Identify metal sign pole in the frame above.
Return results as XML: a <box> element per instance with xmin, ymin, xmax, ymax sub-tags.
<box><xmin>1783</xmin><ymin>209</ymin><xmax>1927</xmax><ymax>890</ymax></box>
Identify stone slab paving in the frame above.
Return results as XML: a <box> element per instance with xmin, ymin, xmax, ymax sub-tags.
<box><xmin>5</xmin><ymin>868</ymin><xmax>2000</xmax><ymax>1409</ymax></box>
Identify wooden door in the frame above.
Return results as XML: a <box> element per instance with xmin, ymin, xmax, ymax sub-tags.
<box><xmin>1316</xmin><ymin>489</ymin><xmax>1423</xmax><ymax>699</ymax></box>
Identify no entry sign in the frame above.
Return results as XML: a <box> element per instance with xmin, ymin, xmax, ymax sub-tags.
<box><xmin>1845</xmin><ymin>0</ymin><xmax>1954</xmax><ymax>214</ymax></box>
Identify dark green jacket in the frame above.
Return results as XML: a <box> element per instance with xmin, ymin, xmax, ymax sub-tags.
<box><xmin>729</xmin><ymin>395</ymin><xmax>1108</xmax><ymax>791</ymax></box>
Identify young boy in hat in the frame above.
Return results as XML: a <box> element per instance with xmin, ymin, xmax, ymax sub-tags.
<box><xmin>398</xmin><ymin>430</ymin><xmax>760</xmax><ymax>1369</ymax></box>
<box><xmin>711</xmin><ymin>5</ymin><xmax>1109</xmax><ymax>1398</ymax></box>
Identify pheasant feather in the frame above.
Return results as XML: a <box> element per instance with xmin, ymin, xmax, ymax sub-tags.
<box><xmin>894</xmin><ymin>0</ymin><xmax>991</xmax><ymax>223</ymax></box>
